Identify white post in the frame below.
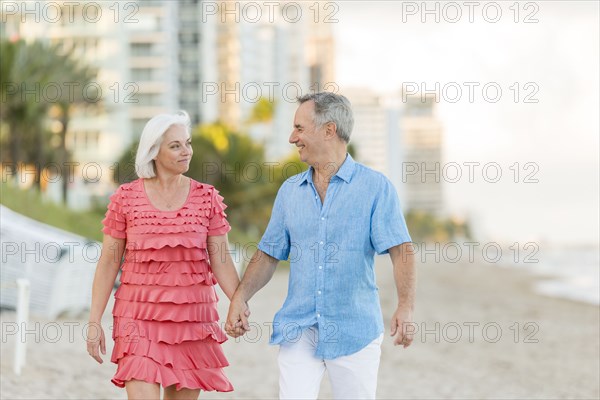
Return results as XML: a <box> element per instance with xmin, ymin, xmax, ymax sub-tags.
<box><xmin>14</xmin><ymin>278</ymin><xmax>30</xmax><ymax>375</ymax></box>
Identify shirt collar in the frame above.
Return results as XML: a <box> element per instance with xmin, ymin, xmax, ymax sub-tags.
<box><xmin>298</xmin><ymin>153</ymin><xmax>357</xmax><ymax>185</ymax></box>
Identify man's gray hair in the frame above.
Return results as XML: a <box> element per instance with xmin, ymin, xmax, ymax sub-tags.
<box><xmin>297</xmin><ymin>92</ymin><xmax>354</xmax><ymax>143</ymax></box>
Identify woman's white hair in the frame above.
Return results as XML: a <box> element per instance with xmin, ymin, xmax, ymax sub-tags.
<box><xmin>135</xmin><ymin>110</ymin><xmax>191</xmax><ymax>178</ymax></box>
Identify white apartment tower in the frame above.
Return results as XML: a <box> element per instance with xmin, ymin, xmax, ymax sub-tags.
<box><xmin>0</xmin><ymin>0</ymin><xmax>338</xmax><ymax>206</ymax></box>
<box><xmin>205</xmin><ymin>3</ymin><xmax>335</xmax><ymax>160</ymax></box>
<box><xmin>1</xmin><ymin>1</ymin><xmax>180</xmax><ymax>208</ymax></box>
<box><xmin>344</xmin><ymin>88</ymin><xmax>388</xmax><ymax>174</ymax></box>
<box><xmin>341</xmin><ymin>88</ymin><xmax>444</xmax><ymax>215</ymax></box>
<box><xmin>399</xmin><ymin>94</ymin><xmax>444</xmax><ymax>215</ymax></box>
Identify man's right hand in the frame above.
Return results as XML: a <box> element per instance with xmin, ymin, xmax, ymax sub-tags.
<box><xmin>225</xmin><ymin>295</ymin><xmax>251</xmax><ymax>338</ymax></box>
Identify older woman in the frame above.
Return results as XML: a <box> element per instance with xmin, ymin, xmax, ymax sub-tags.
<box><xmin>87</xmin><ymin>111</ymin><xmax>241</xmax><ymax>400</ymax></box>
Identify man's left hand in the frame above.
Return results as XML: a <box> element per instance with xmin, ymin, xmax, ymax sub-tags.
<box><xmin>390</xmin><ymin>305</ymin><xmax>415</xmax><ymax>348</ymax></box>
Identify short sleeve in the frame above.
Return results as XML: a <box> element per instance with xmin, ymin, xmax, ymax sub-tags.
<box><xmin>101</xmin><ymin>186</ymin><xmax>127</xmax><ymax>239</ymax></box>
<box><xmin>370</xmin><ymin>178</ymin><xmax>412</xmax><ymax>255</ymax></box>
<box><xmin>207</xmin><ymin>187</ymin><xmax>231</xmax><ymax>236</ymax></box>
<box><xmin>258</xmin><ymin>184</ymin><xmax>290</xmax><ymax>261</ymax></box>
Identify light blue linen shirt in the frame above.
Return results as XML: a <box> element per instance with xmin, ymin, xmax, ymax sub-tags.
<box><xmin>258</xmin><ymin>154</ymin><xmax>412</xmax><ymax>359</ymax></box>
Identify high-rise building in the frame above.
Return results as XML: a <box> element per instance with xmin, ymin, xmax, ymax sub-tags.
<box><xmin>306</xmin><ymin>18</ymin><xmax>335</xmax><ymax>92</ymax></box>
<box><xmin>205</xmin><ymin>3</ymin><xmax>335</xmax><ymax>160</ymax></box>
<box><xmin>214</xmin><ymin>9</ymin><xmax>241</xmax><ymax>128</ymax></box>
<box><xmin>1</xmin><ymin>1</ymin><xmax>179</xmax><ymax>208</ymax></box>
<box><xmin>128</xmin><ymin>2</ymin><xmax>179</xmax><ymax>137</ymax></box>
<box><xmin>178</xmin><ymin>0</ymin><xmax>203</xmax><ymax>125</ymax></box>
<box><xmin>1</xmin><ymin>0</ymin><xmax>338</xmax><ymax>207</ymax></box>
<box><xmin>344</xmin><ymin>88</ymin><xmax>388</xmax><ymax>174</ymax></box>
<box><xmin>398</xmin><ymin>94</ymin><xmax>444</xmax><ymax>215</ymax></box>
<box><xmin>342</xmin><ymin>88</ymin><xmax>444</xmax><ymax>215</ymax></box>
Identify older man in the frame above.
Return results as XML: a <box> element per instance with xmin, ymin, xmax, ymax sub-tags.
<box><xmin>226</xmin><ymin>92</ymin><xmax>415</xmax><ymax>399</ymax></box>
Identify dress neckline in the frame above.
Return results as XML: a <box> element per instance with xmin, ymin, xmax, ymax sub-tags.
<box><xmin>141</xmin><ymin>177</ymin><xmax>193</xmax><ymax>212</ymax></box>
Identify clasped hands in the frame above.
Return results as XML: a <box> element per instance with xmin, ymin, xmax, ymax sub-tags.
<box><xmin>225</xmin><ymin>297</ymin><xmax>251</xmax><ymax>338</ymax></box>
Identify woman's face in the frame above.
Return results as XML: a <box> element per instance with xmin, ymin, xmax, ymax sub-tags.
<box><xmin>154</xmin><ymin>125</ymin><xmax>193</xmax><ymax>175</ymax></box>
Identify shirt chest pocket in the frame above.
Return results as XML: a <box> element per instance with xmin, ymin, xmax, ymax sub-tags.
<box><xmin>336</xmin><ymin>214</ymin><xmax>369</xmax><ymax>251</ymax></box>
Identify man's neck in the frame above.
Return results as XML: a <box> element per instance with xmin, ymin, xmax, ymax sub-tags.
<box><xmin>311</xmin><ymin>150</ymin><xmax>348</xmax><ymax>185</ymax></box>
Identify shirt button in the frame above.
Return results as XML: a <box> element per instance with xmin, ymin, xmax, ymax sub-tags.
<box><xmin>318</xmin><ymin>290</ymin><xmax>322</xmax><ymax>295</ymax></box>
<box><xmin>321</xmin><ymin>217</ymin><xmax>325</xmax><ymax>221</ymax></box>
<box><xmin>317</xmin><ymin>313</ymin><xmax>321</xmax><ymax>318</ymax></box>
<box><xmin>318</xmin><ymin>265</ymin><xmax>323</xmax><ymax>269</ymax></box>
<box><xmin>319</xmin><ymin>241</ymin><xmax>323</xmax><ymax>245</ymax></box>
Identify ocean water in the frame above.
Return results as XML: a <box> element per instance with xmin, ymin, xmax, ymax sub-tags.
<box><xmin>502</xmin><ymin>246</ymin><xmax>599</xmax><ymax>305</ymax></box>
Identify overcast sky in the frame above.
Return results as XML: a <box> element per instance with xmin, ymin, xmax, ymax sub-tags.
<box><xmin>333</xmin><ymin>1</ymin><xmax>599</xmax><ymax>246</ymax></box>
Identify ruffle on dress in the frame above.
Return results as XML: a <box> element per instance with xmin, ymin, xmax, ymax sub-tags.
<box><xmin>111</xmin><ymin>355</ymin><xmax>232</xmax><ymax>391</ymax></box>
<box><xmin>112</xmin><ymin>317</ymin><xmax>227</xmax><ymax>345</ymax></box>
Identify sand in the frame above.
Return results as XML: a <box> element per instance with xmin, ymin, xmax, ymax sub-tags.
<box><xmin>1</xmin><ymin>257</ymin><xmax>599</xmax><ymax>399</ymax></box>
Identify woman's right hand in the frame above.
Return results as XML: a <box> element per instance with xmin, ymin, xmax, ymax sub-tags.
<box><xmin>86</xmin><ymin>321</ymin><xmax>106</xmax><ymax>364</ymax></box>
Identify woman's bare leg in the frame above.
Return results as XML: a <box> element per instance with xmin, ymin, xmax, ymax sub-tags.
<box><xmin>125</xmin><ymin>379</ymin><xmax>161</xmax><ymax>400</ymax></box>
<box><xmin>163</xmin><ymin>385</ymin><xmax>200</xmax><ymax>400</ymax></box>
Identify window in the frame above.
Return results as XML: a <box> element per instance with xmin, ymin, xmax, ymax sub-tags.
<box><xmin>131</xmin><ymin>68</ymin><xmax>154</xmax><ymax>81</ymax></box>
<box><xmin>136</xmin><ymin>93</ymin><xmax>160</xmax><ymax>106</ymax></box>
<box><xmin>131</xmin><ymin>119</ymin><xmax>148</xmax><ymax>137</ymax></box>
<box><xmin>68</xmin><ymin>130</ymin><xmax>100</xmax><ymax>151</ymax></box>
<box><xmin>179</xmin><ymin>32</ymin><xmax>199</xmax><ymax>44</ymax></box>
<box><xmin>130</xmin><ymin>43</ymin><xmax>153</xmax><ymax>57</ymax></box>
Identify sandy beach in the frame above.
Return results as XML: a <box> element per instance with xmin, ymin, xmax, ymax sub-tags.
<box><xmin>1</xmin><ymin>257</ymin><xmax>599</xmax><ymax>399</ymax></box>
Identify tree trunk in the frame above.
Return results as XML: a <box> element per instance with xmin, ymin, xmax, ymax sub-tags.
<box><xmin>33</xmin><ymin>124</ymin><xmax>44</xmax><ymax>190</ymax></box>
<box><xmin>60</xmin><ymin>114</ymin><xmax>69</xmax><ymax>205</ymax></box>
<box><xmin>8</xmin><ymin>120</ymin><xmax>22</xmax><ymax>183</ymax></box>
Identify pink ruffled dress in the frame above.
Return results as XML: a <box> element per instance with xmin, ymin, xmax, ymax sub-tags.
<box><xmin>101</xmin><ymin>178</ymin><xmax>234</xmax><ymax>392</ymax></box>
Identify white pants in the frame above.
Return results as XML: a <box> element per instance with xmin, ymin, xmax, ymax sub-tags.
<box><xmin>278</xmin><ymin>326</ymin><xmax>383</xmax><ymax>400</ymax></box>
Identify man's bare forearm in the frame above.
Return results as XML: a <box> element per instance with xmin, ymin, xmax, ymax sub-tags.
<box><xmin>236</xmin><ymin>250</ymin><xmax>278</xmax><ymax>300</ymax></box>
<box><xmin>389</xmin><ymin>243</ymin><xmax>416</xmax><ymax>309</ymax></box>
<box><xmin>234</xmin><ymin>250</ymin><xmax>279</xmax><ymax>302</ymax></box>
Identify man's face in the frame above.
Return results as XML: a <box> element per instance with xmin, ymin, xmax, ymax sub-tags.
<box><xmin>289</xmin><ymin>100</ymin><xmax>326</xmax><ymax>165</ymax></box>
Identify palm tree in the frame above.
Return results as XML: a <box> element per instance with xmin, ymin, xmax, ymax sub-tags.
<box><xmin>0</xmin><ymin>40</ymin><xmax>48</xmax><ymax>178</ymax></box>
<box><xmin>45</xmin><ymin>47</ymin><xmax>99</xmax><ymax>201</ymax></box>
<box><xmin>0</xmin><ymin>39</ymin><xmax>98</xmax><ymax>198</ymax></box>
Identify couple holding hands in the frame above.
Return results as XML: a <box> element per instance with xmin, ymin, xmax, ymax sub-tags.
<box><xmin>87</xmin><ymin>92</ymin><xmax>415</xmax><ymax>400</ymax></box>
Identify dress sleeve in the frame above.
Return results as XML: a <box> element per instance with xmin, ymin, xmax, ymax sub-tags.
<box><xmin>101</xmin><ymin>186</ymin><xmax>127</xmax><ymax>239</ymax></box>
<box><xmin>207</xmin><ymin>187</ymin><xmax>231</xmax><ymax>236</ymax></box>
